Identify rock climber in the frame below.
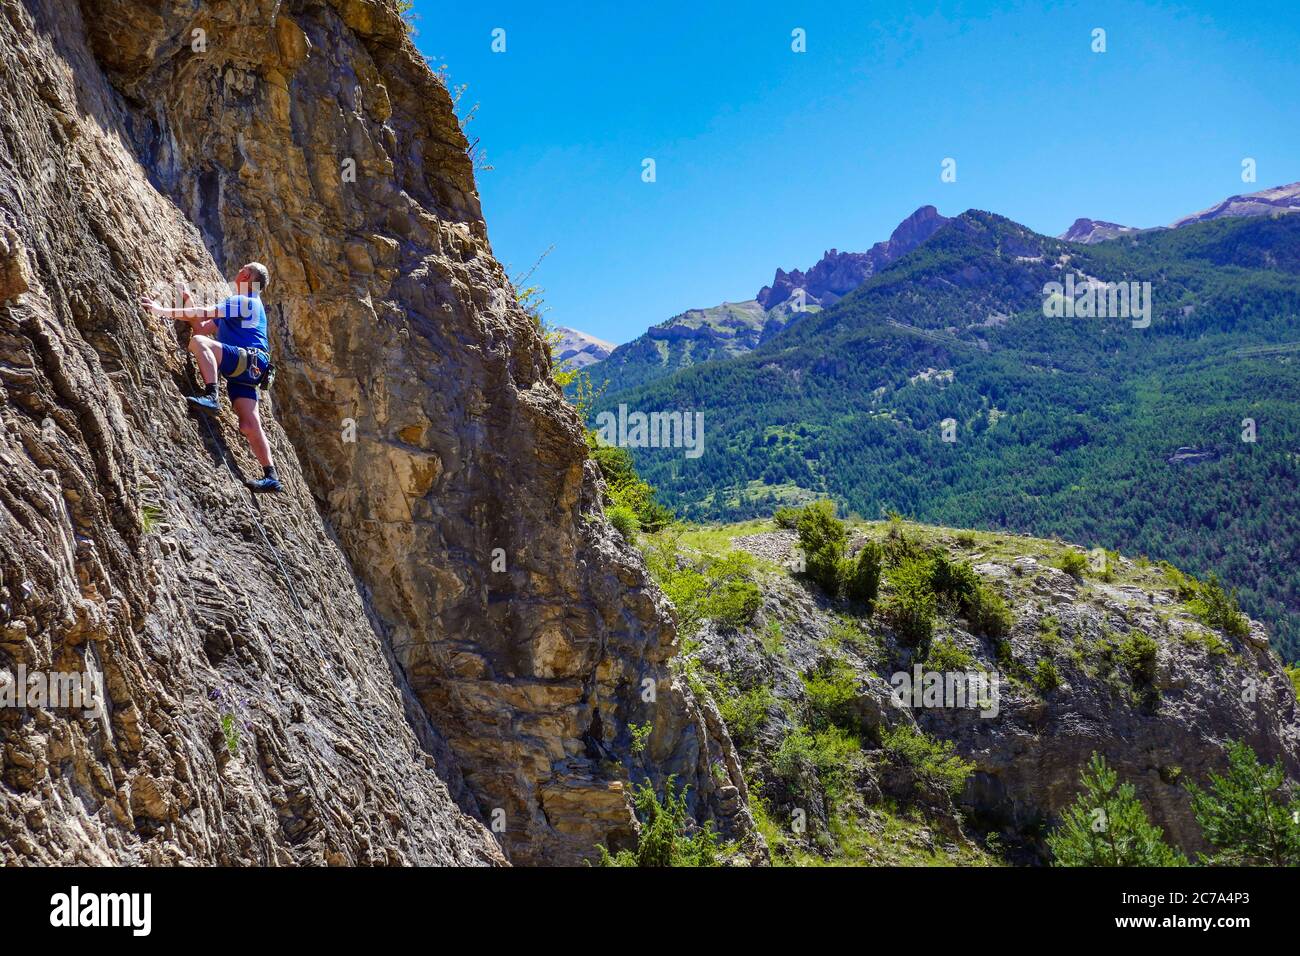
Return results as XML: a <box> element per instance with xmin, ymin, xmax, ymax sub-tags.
<box><xmin>139</xmin><ymin>262</ymin><xmax>282</xmax><ymax>493</ymax></box>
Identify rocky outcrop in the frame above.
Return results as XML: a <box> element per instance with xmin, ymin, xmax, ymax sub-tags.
<box><xmin>1</xmin><ymin>0</ymin><xmax>749</xmax><ymax>866</ymax></box>
<box><xmin>1058</xmin><ymin>218</ymin><xmax>1137</xmax><ymax>244</ymax></box>
<box><xmin>697</xmin><ymin>524</ymin><xmax>1299</xmax><ymax>862</ymax></box>
<box><xmin>1063</xmin><ymin>182</ymin><xmax>1300</xmax><ymax>244</ymax></box>
<box><xmin>1170</xmin><ymin>182</ymin><xmax>1300</xmax><ymax>228</ymax></box>
<box><xmin>757</xmin><ymin>205</ymin><xmax>948</xmax><ymax>309</ymax></box>
<box><xmin>590</xmin><ymin>207</ymin><xmax>949</xmax><ymax>396</ymax></box>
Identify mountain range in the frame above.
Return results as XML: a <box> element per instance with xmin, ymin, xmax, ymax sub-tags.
<box><xmin>577</xmin><ymin>183</ymin><xmax>1300</xmax><ymax>393</ymax></box>
<box><xmin>1060</xmin><ymin>181</ymin><xmax>1300</xmax><ymax>244</ymax></box>
<box><xmin>580</xmin><ymin>184</ymin><xmax>1300</xmax><ymax>661</ymax></box>
<box><xmin>585</xmin><ymin>205</ymin><xmax>949</xmax><ymax>394</ymax></box>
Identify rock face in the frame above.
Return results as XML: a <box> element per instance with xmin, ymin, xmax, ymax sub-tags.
<box><xmin>0</xmin><ymin>0</ymin><xmax>500</xmax><ymax>866</ymax></box>
<box><xmin>1063</xmin><ymin>182</ymin><xmax>1300</xmax><ymax>244</ymax></box>
<box><xmin>756</xmin><ymin>206</ymin><xmax>948</xmax><ymax>309</ymax></box>
<box><xmin>1</xmin><ymin>0</ymin><xmax>749</xmax><ymax>866</ymax></box>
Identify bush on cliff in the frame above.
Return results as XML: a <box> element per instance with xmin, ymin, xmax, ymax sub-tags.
<box><xmin>794</xmin><ymin>500</ymin><xmax>847</xmax><ymax>595</ymax></box>
<box><xmin>596</xmin><ymin>778</ymin><xmax>721</xmax><ymax>867</ymax></box>
<box><xmin>642</xmin><ymin>530</ymin><xmax>761</xmax><ymax>636</ymax></box>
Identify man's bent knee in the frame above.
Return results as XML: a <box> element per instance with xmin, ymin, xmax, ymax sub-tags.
<box><xmin>189</xmin><ymin>334</ymin><xmax>216</xmax><ymax>354</ymax></box>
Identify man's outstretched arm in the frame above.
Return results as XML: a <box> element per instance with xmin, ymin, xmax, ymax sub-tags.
<box><xmin>140</xmin><ymin>286</ymin><xmax>221</xmax><ymax>336</ymax></box>
<box><xmin>138</xmin><ymin>297</ymin><xmax>221</xmax><ymax>324</ymax></box>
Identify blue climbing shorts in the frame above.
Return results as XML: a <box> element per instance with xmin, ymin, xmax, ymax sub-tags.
<box><xmin>218</xmin><ymin>345</ymin><xmax>271</xmax><ymax>402</ymax></box>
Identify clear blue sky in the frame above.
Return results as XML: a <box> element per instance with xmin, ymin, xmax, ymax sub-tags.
<box><xmin>411</xmin><ymin>0</ymin><xmax>1300</xmax><ymax>344</ymax></box>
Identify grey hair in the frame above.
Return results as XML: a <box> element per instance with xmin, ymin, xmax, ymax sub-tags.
<box><xmin>244</xmin><ymin>261</ymin><xmax>270</xmax><ymax>293</ymax></box>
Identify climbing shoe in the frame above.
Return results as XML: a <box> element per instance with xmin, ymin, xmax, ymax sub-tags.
<box><xmin>187</xmin><ymin>384</ymin><xmax>220</xmax><ymax>416</ymax></box>
<box><xmin>245</xmin><ymin>465</ymin><xmax>282</xmax><ymax>494</ymax></box>
<box><xmin>245</xmin><ymin>476</ymin><xmax>283</xmax><ymax>494</ymax></box>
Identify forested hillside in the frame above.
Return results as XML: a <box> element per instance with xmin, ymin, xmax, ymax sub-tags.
<box><xmin>592</xmin><ymin>212</ymin><xmax>1300</xmax><ymax>661</ymax></box>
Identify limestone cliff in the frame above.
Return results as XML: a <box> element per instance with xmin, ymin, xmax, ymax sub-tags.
<box><xmin>1</xmin><ymin>0</ymin><xmax>749</xmax><ymax>866</ymax></box>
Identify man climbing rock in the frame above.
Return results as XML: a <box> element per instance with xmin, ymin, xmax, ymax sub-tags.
<box><xmin>139</xmin><ymin>262</ymin><xmax>282</xmax><ymax>493</ymax></box>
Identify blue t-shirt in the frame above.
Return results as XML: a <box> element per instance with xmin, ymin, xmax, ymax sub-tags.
<box><xmin>215</xmin><ymin>295</ymin><xmax>270</xmax><ymax>353</ymax></box>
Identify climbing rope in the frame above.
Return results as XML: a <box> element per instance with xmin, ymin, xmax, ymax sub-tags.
<box><xmin>194</xmin><ymin>401</ymin><xmax>306</xmax><ymax>618</ymax></box>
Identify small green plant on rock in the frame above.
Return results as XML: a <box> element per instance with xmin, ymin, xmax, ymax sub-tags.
<box><xmin>840</xmin><ymin>540</ymin><xmax>883</xmax><ymax>608</ymax></box>
<box><xmin>629</xmin><ymin>722</ymin><xmax>653</xmax><ymax>755</ymax></box>
<box><xmin>802</xmin><ymin>658</ymin><xmax>860</xmax><ymax>732</ymax></box>
<box><xmin>1032</xmin><ymin>658</ymin><xmax>1062</xmax><ymax>694</ymax></box>
<box><xmin>1187</xmin><ymin>574</ymin><xmax>1250</xmax><ymax>641</ymax></box>
<box><xmin>880</xmin><ymin>725</ymin><xmax>974</xmax><ymax>798</ymax></box>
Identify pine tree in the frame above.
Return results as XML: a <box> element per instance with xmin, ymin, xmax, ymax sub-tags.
<box><xmin>1048</xmin><ymin>753</ymin><xmax>1187</xmax><ymax>866</ymax></box>
<box><xmin>1185</xmin><ymin>739</ymin><xmax>1300</xmax><ymax>866</ymax></box>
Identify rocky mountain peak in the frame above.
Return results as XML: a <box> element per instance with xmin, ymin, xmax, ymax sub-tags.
<box><xmin>756</xmin><ymin>205</ymin><xmax>949</xmax><ymax>309</ymax></box>
<box><xmin>552</xmin><ymin>326</ymin><xmax>614</xmax><ymax>369</ymax></box>
<box><xmin>1170</xmin><ymin>181</ymin><xmax>1300</xmax><ymax>227</ymax></box>
<box><xmin>1059</xmin><ymin>217</ymin><xmax>1137</xmax><ymax>244</ymax></box>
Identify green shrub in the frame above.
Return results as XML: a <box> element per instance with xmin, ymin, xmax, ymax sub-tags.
<box><xmin>881</xmin><ymin>725</ymin><xmax>974</xmax><ymax>798</ymax></box>
<box><xmin>1161</xmin><ymin>561</ymin><xmax>1199</xmax><ymax>601</ymax></box>
<box><xmin>841</xmin><ymin>541</ymin><xmax>883</xmax><ymax>608</ymax></box>
<box><xmin>642</xmin><ymin>532</ymin><xmax>761</xmax><ymax>636</ymax></box>
<box><xmin>629</xmin><ymin>722</ymin><xmax>653</xmax><ymax>755</ymax></box>
<box><xmin>1188</xmin><ymin>574</ymin><xmax>1250</xmax><ymax>640</ymax></box>
<box><xmin>1032</xmin><ymin>658</ymin><xmax>1062</xmax><ymax>694</ymax></box>
<box><xmin>1048</xmin><ymin>753</ymin><xmax>1186</xmax><ymax>866</ymax></box>
<box><xmin>772</xmin><ymin>725</ymin><xmax>861</xmax><ymax>803</ymax></box>
<box><xmin>882</xmin><ymin>519</ymin><xmax>928</xmax><ymax>567</ymax></box>
<box><xmin>795</xmin><ymin>500</ymin><xmax>847</xmax><ymax>595</ymax></box>
<box><xmin>607</xmin><ymin>504</ymin><xmax>639</xmax><ymax>541</ymax></box>
<box><xmin>825</xmin><ymin>617</ymin><xmax>884</xmax><ymax>663</ymax></box>
<box><xmin>596</xmin><ymin>777</ymin><xmax>722</xmax><ymax>867</ymax></box>
<box><xmin>926</xmin><ymin>637</ymin><xmax>977</xmax><ymax>671</ymax></box>
<box><xmin>1285</xmin><ymin>664</ymin><xmax>1300</xmax><ymax>701</ymax></box>
<box><xmin>715</xmin><ymin>685</ymin><xmax>773</xmax><ymax>747</ymax></box>
<box><xmin>880</xmin><ymin>557</ymin><xmax>937</xmax><ymax>651</ymax></box>
<box><xmin>1178</xmin><ymin>629</ymin><xmax>1232</xmax><ymax>658</ymax></box>
<box><xmin>1037</xmin><ymin>616</ymin><xmax>1062</xmax><ymax>647</ymax></box>
<box><xmin>1117</xmin><ymin>631</ymin><xmax>1159</xmax><ymax>687</ymax></box>
<box><xmin>773</xmin><ymin>505</ymin><xmax>801</xmax><ymax>530</ymax></box>
<box><xmin>929</xmin><ymin>553</ymin><xmax>1011</xmax><ymax>636</ymax></box>
<box><xmin>760</xmin><ymin>618</ymin><xmax>786</xmax><ymax>657</ymax></box>
<box><xmin>1056</xmin><ymin>551</ymin><xmax>1088</xmax><ymax>578</ymax></box>
<box><xmin>590</xmin><ymin>440</ymin><xmax>673</xmax><ymax>533</ymax></box>
<box><xmin>802</xmin><ymin>659</ymin><xmax>859</xmax><ymax>732</ymax></box>
<box><xmin>140</xmin><ymin>502</ymin><xmax>163</xmax><ymax>534</ymax></box>
<box><xmin>966</xmin><ymin>585</ymin><xmax>1013</xmax><ymax>638</ymax></box>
